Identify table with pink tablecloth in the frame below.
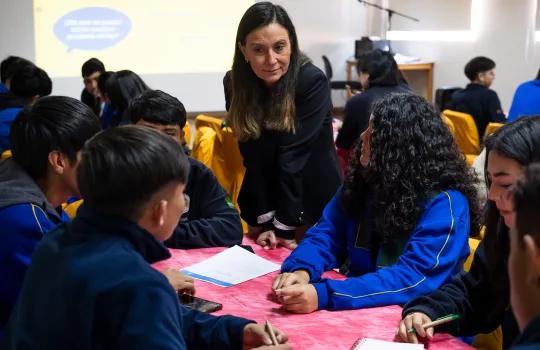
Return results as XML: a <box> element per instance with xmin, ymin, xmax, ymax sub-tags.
<box><xmin>153</xmin><ymin>238</ymin><xmax>473</xmax><ymax>350</ymax></box>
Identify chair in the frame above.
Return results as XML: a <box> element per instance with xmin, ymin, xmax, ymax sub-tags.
<box><xmin>183</xmin><ymin>123</ymin><xmax>191</xmax><ymax>146</ymax></box>
<box><xmin>63</xmin><ymin>199</ymin><xmax>83</xmax><ymax>219</ymax></box>
<box><xmin>442</xmin><ymin>110</ymin><xmax>480</xmax><ymax>166</ymax></box>
<box><xmin>192</xmin><ymin>115</ymin><xmax>247</xmax><ymax>233</ymax></box>
<box><xmin>321</xmin><ymin>55</ymin><xmax>362</xmax><ymax>92</ymax></box>
<box><xmin>1</xmin><ymin>150</ymin><xmax>12</xmax><ymax>160</ymax></box>
<box><xmin>435</xmin><ymin>87</ymin><xmax>461</xmax><ymax>112</ymax></box>
<box><xmin>483</xmin><ymin>122</ymin><xmax>504</xmax><ymax>140</ymax></box>
<box><xmin>441</xmin><ymin>115</ymin><xmax>456</xmax><ymax>135</ymax></box>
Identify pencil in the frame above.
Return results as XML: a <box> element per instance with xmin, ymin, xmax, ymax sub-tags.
<box><xmin>422</xmin><ymin>314</ymin><xmax>461</xmax><ymax>329</ymax></box>
<box><xmin>265</xmin><ymin>320</ymin><xmax>279</xmax><ymax>346</ymax></box>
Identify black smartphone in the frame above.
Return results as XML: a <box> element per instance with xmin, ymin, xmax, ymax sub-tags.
<box><xmin>178</xmin><ymin>293</ymin><xmax>223</xmax><ymax>313</ymax></box>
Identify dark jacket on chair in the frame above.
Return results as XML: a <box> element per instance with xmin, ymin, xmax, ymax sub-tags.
<box><xmin>1</xmin><ymin>206</ymin><xmax>253</xmax><ymax>350</ymax></box>
<box><xmin>165</xmin><ymin>157</ymin><xmax>243</xmax><ymax>249</ymax></box>
<box><xmin>450</xmin><ymin>83</ymin><xmax>506</xmax><ymax>138</ymax></box>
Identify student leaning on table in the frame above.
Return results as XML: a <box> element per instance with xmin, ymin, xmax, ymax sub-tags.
<box><xmin>397</xmin><ymin>117</ymin><xmax>540</xmax><ymax>349</ymax></box>
<box><xmin>272</xmin><ymin>93</ymin><xmax>481</xmax><ymax>313</ymax></box>
<box><xmin>1</xmin><ymin>126</ymin><xmax>290</xmax><ymax>350</ymax></box>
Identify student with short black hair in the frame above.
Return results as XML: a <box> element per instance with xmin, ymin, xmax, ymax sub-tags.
<box><xmin>80</xmin><ymin>58</ymin><xmax>105</xmax><ymax>116</ymax></box>
<box><xmin>1</xmin><ymin>126</ymin><xmax>290</xmax><ymax>350</ymax></box>
<box><xmin>508</xmin><ymin>163</ymin><xmax>540</xmax><ymax>349</ymax></box>
<box><xmin>0</xmin><ymin>56</ymin><xmax>32</xmax><ymax>93</ymax></box>
<box><xmin>0</xmin><ymin>62</ymin><xmax>52</xmax><ymax>152</ymax></box>
<box><xmin>450</xmin><ymin>56</ymin><xmax>506</xmax><ymax>138</ymax></box>
<box><xmin>127</xmin><ymin>90</ymin><xmax>243</xmax><ymax>248</ymax></box>
<box><xmin>0</xmin><ymin>96</ymin><xmax>101</xmax><ymax>336</ymax></box>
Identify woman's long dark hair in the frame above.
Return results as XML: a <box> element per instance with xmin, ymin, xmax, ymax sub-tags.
<box><xmin>342</xmin><ymin>93</ymin><xmax>480</xmax><ymax>245</ymax></box>
<box><xmin>482</xmin><ymin>116</ymin><xmax>540</xmax><ymax>290</ymax></box>
<box><xmin>228</xmin><ymin>2</ymin><xmax>308</xmax><ymax>141</ymax></box>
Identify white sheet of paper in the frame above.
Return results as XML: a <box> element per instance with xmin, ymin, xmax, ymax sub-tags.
<box><xmin>351</xmin><ymin>338</ymin><xmax>424</xmax><ymax>350</ymax></box>
<box><xmin>181</xmin><ymin>245</ymin><xmax>281</xmax><ymax>287</ymax></box>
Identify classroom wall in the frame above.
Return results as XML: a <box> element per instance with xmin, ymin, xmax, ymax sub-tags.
<box><xmin>1</xmin><ymin>0</ymin><xmax>538</xmax><ymax>111</ymax></box>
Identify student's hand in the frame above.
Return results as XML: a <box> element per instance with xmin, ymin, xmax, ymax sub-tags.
<box><xmin>272</xmin><ymin>270</ymin><xmax>310</xmax><ymax>290</ymax></box>
<box><xmin>274</xmin><ymin>284</ymin><xmax>318</xmax><ymax>314</ymax></box>
<box><xmin>162</xmin><ymin>268</ymin><xmax>196</xmax><ymax>295</ymax></box>
<box><xmin>256</xmin><ymin>230</ymin><xmax>297</xmax><ymax>250</ymax></box>
<box><xmin>397</xmin><ymin>312</ymin><xmax>434</xmax><ymax>344</ymax></box>
<box><xmin>242</xmin><ymin>323</ymin><xmax>290</xmax><ymax>349</ymax></box>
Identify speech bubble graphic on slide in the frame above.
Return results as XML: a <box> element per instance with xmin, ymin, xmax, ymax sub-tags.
<box><xmin>53</xmin><ymin>7</ymin><xmax>131</xmax><ymax>51</ymax></box>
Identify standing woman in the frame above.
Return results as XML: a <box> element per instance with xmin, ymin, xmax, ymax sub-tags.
<box><xmin>224</xmin><ymin>2</ymin><xmax>341</xmax><ymax>249</ymax></box>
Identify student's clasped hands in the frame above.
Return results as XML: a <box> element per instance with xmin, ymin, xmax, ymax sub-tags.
<box><xmin>256</xmin><ymin>229</ymin><xmax>298</xmax><ymax>250</ymax></box>
<box><xmin>272</xmin><ymin>270</ymin><xmax>318</xmax><ymax>314</ymax></box>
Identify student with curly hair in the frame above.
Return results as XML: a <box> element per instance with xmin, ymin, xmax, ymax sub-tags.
<box><xmin>271</xmin><ymin>93</ymin><xmax>480</xmax><ymax>313</ymax></box>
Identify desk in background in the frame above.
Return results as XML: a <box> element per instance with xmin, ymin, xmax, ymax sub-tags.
<box><xmin>154</xmin><ymin>238</ymin><xmax>472</xmax><ymax>350</ymax></box>
<box><xmin>346</xmin><ymin>59</ymin><xmax>434</xmax><ymax>102</ymax></box>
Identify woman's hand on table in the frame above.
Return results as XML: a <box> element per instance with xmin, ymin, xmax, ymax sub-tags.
<box><xmin>162</xmin><ymin>268</ymin><xmax>195</xmax><ymax>295</ymax></box>
<box><xmin>396</xmin><ymin>312</ymin><xmax>434</xmax><ymax>344</ymax></box>
<box><xmin>274</xmin><ymin>284</ymin><xmax>318</xmax><ymax>314</ymax></box>
<box><xmin>272</xmin><ymin>270</ymin><xmax>310</xmax><ymax>290</ymax></box>
<box><xmin>255</xmin><ymin>230</ymin><xmax>297</xmax><ymax>250</ymax></box>
<box><xmin>243</xmin><ymin>323</ymin><xmax>290</xmax><ymax>349</ymax></box>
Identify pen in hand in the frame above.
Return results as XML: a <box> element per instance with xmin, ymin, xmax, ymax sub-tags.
<box><xmin>265</xmin><ymin>320</ymin><xmax>279</xmax><ymax>346</ymax></box>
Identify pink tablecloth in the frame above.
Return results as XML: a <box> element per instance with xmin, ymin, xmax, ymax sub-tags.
<box><xmin>153</xmin><ymin>238</ymin><xmax>473</xmax><ymax>350</ymax></box>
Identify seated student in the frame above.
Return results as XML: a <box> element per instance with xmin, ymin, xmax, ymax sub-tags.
<box><xmin>508</xmin><ymin>67</ymin><xmax>540</xmax><ymax>122</ymax></box>
<box><xmin>0</xmin><ymin>56</ymin><xmax>32</xmax><ymax>93</ymax></box>
<box><xmin>0</xmin><ymin>62</ymin><xmax>52</xmax><ymax>152</ymax></box>
<box><xmin>397</xmin><ymin>116</ymin><xmax>540</xmax><ymax>349</ymax></box>
<box><xmin>508</xmin><ymin>163</ymin><xmax>540</xmax><ymax>349</ymax></box>
<box><xmin>0</xmin><ymin>96</ymin><xmax>101</xmax><ymax>335</ymax></box>
<box><xmin>127</xmin><ymin>89</ymin><xmax>243</xmax><ymax>248</ymax></box>
<box><xmin>1</xmin><ymin>126</ymin><xmax>290</xmax><ymax>350</ymax></box>
<box><xmin>335</xmin><ymin>49</ymin><xmax>410</xmax><ymax>172</ymax></box>
<box><xmin>98</xmin><ymin>69</ymin><xmax>149</xmax><ymax>127</ymax></box>
<box><xmin>450</xmin><ymin>56</ymin><xmax>506</xmax><ymax>138</ymax></box>
<box><xmin>80</xmin><ymin>58</ymin><xmax>105</xmax><ymax>116</ymax></box>
<box><xmin>272</xmin><ymin>93</ymin><xmax>480</xmax><ymax>313</ymax></box>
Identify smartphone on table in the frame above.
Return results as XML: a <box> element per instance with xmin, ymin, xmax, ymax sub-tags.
<box><xmin>178</xmin><ymin>292</ymin><xmax>223</xmax><ymax>313</ymax></box>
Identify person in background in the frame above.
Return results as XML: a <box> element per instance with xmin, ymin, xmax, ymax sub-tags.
<box><xmin>98</xmin><ymin>70</ymin><xmax>149</xmax><ymax>128</ymax></box>
<box><xmin>0</xmin><ymin>96</ymin><xmax>101</xmax><ymax>338</ymax></box>
<box><xmin>508</xmin><ymin>163</ymin><xmax>540</xmax><ymax>349</ymax></box>
<box><xmin>224</xmin><ymin>2</ymin><xmax>341</xmax><ymax>249</ymax></box>
<box><xmin>507</xmin><ymin>67</ymin><xmax>540</xmax><ymax>122</ymax></box>
<box><xmin>397</xmin><ymin>117</ymin><xmax>540</xmax><ymax>349</ymax></box>
<box><xmin>80</xmin><ymin>58</ymin><xmax>105</xmax><ymax>116</ymax></box>
<box><xmin>272</xmin><ymin>93</ymin><xmax>480</xmax><ymax>314</ymax></box>
<box><xmin>335</xmin><ymin>49</ymin><xmax>411</xmax><ymax>174</ymax></box>
<box><xmin>127</xmin><ymin>90</ymin><xmax>243</xmax><ymax>248</ymax></box>
<box><xmin>1</xmin><ymin>126</ymin><xmax>290</xmax><ymax>350</ymax></box>
<box><xmin>0</xmin><ymin>62</ymin><xmax>52</xmax><ymax>152</ymax></box>
<box><xmin>0</xmin><ymin>56</ymin><xmax>32</xmax><ymax>93</ymax></box>
<box><xmin>450</xmin><ymin>56</ymin><xmax>506</xmax><ymax>138</ymax></box>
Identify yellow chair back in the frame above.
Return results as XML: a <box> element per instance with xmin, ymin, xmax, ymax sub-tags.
<box><xmin>63</xmin><ymin>199</ymin><xmax>83</xmax><ymax>219</ymax></box>
<box><xmin>483</xmin><ymin>122</ymin><xmax>504</xmax><ymax>140</ymax></box>
<box><xmin>442</xmin><ymin>115</ymin><xmax>456</xmax><ymax>135</ymax></box>
<box><xmin>442</xmin><ymin>110</ymin><xmax>480</xmax><ymax>155</ymax></box>
<box><xmin>1</xmin><ymin>150</ymin><xmax>12</xmax><ymax>160</ymax></box>
<box><xmin>183</xmin><ymin>123</ymin><xmax>191</xmax><ymax>146</ymax></box>
<box><xmin>192</xmin><ymin>115</ymin><xmax>247</xmax><ymax>233</ymax></box>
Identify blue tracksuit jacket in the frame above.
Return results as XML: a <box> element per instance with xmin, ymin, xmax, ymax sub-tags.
<box><xmin>281</xmin><ymin>189</ymin><xmax>471</xmax><ymax>310</ymax></box>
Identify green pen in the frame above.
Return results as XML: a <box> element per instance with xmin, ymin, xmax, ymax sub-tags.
<box><xmin>422</xmin><ymin>314</ymin><xmax>462</xmax><ymax>330</ymax></box>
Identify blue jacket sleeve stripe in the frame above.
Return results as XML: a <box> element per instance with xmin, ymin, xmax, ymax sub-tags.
<box><xmin>331</xmin><ymin>192</ymin><xmax>454</xmax><ymax>300</ymax></box>
<box><xmin>30</xmin><ymin>204</ymin><xmax>45</xmax><ymax>234</ymax></box>
<box><xmin>313</xmin><ymin>190</ymin><xmax>470</xmax><ymax>310</ymax></box>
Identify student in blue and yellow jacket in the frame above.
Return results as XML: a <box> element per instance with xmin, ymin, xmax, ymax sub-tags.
<box><xmin>272</xmin><ymin>93</ymin><xmax>480</xmax><ymax>313</ymax></box>
<box><xmin>0</xmin><ymin>96</ymin><xmax>100</xmax><ymax>336</ymax></box>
